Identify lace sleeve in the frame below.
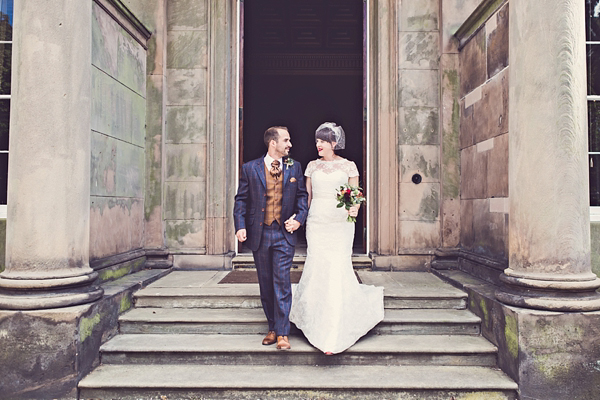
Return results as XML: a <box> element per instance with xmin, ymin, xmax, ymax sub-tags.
<box><xmin>305</xmin><ymin>160</ymin><xmax>316</xmax><ymax>177</ymax></box>
<box><xmin>346</xmin><ymin>160</ymin><xmax>359</xmax><ymax>178</ymax></box>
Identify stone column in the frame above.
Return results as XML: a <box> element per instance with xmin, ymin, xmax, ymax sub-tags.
<box><xmin>497</xmin><ymin>0</ymin><xmax>600</xmax><ymax>311</ymax></box>
<box><xmin>0</xmin><ymin>0</ymin><xmax>103</xmax><ymax>309</ymax></box>
<box><xmin>371</xmin><ymin>0</ymin><xmax>399</xmax><ymax>256</ymax></box>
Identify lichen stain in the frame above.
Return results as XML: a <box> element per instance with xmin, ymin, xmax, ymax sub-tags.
<box><xmin>99</xmin><ymin>264</ymin><xmax>132</xmax><ymax>282</ymax></box>
<box><xmin>528</xmin><ymin>319</ymin><xmax>584</xmax><ymax>380</ymax></box>
<box><xmin>505</xmin><ymin>314</ymin><xmax>518</xmax><ymax>359</ymax></box>
<box><xmin>79</xmin><ymin>312</ymin><xmax>104</xmax><ymax>343</ymax></box>
<box><xmin>119</xmin><ymin>295</ymin><xmax>132</xmax><ymax>314</ymax></box>
<box><xmin>479</xmin><ymin>298</ymin><xmax>490</xmax><ymax>328</ymax></box>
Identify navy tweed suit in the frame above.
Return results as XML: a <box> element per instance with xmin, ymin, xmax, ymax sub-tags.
<box><xmin>233</xmin><ymin>156</ymin><xmax>308</xmax><ymax>335</ymax></box>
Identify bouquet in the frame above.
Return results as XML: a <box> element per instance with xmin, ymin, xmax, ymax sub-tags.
<box><xmin>336</xmin><ymin>183</ymin><xmax>366</xmax><ymax>223</ymax></box>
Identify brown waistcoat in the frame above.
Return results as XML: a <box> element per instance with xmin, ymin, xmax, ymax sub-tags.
<box><xmin>264</xmin><ymin>163</ymin><xmax>283</xmax><ymax>226</ymax></box>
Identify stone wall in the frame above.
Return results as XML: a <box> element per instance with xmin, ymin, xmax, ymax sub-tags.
<box><xmin>163</xmin><ymin>0</ymin><xmax>209</xmax><ymax>254</ymax></box>
<box><xmin>397</xmin><ymin>0</ymin><xmax>442</xmax><ymax>258</ymax></box>
<box><xmin>458</xmin><ymin>2</ymin><xmax>509</xmax><ymax>270</ymax></box>
<box><xmin>89</xmin><ymin>2</ymin><xmax>147</xmax><ymax>280</ymax></box>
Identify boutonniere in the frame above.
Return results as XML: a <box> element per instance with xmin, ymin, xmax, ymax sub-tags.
<box><xmin>284</xmin><ymin>157</ymin><xmax>294</xmax><ymax>170</ymax></box>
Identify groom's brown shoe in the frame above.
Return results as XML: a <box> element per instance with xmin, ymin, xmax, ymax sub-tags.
<box><xmin>262</xmin><ymin>331</ymin><xmax>277</xmax><ymax>345</ymax></box>
<box><xmin>276</xmin><ymin>335</ymin><xmax>291</xmax><ymax>350</ymax></box>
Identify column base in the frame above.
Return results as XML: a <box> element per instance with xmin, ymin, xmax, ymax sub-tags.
<box><xmin>0</xmin><ymin>271</ymin><xmax>104</xmax><ymax>310</ymax></box>
<box><xmin>496</xmin><ymin>269</ymin><xmax>600</xmax><ymax>311</ymax></box>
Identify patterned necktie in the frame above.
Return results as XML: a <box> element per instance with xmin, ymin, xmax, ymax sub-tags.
<box><xmin>270</xmin><ymin>160</ymin><xmax>281</xmax><ymax>179</ymax></box>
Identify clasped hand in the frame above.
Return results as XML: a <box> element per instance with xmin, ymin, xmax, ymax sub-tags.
<box><xmin>348</xmin><ymin>204</ymin><xmax>360</xmax><ymax>217</ymax></box>
<box><xmin>285</xmin><ymin>213</ymin><xmax>300</xmax><ymax>233</ymax></box>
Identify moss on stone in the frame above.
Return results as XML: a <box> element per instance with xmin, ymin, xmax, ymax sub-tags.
<box><xmin>505</xmin><ymin>314</ymin><xmax>518</xmax><ymax>360</ymax></box>
<box><xmin>79</xmin><ymin>312</ymin><xmax>104</xmax><ymax>343</ymax></box>
<box><xmin>98</xmin><ymin>264</ymin><xmax>132</xmax><ymax>282</ymax></box>
<box><xmin>119</xmin><ymin>295</ymin><xmax>132</xmax><ymax>314</ymax></box>
<box><xmin>479</xmin><ymin>298</ymin><xmax>489</xmax><ymax>328</ymax></box>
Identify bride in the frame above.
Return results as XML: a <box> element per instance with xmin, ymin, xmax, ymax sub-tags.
<box><xmin>289</xmin><ymin>122</ymin><xmax>384</xmax><ymax>354</ymax></box>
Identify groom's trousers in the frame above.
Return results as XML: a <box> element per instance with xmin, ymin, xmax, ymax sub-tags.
<box><xmin>253</xmin><ymin>221</ymin><xmax>294</xmax><ymax>336</ymax></box>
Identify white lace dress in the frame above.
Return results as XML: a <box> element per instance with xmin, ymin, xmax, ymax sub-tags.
<box><xmin>289</xmin><ymin>158</ymin><xmax>384</xmax><ymax>354</ymax></box>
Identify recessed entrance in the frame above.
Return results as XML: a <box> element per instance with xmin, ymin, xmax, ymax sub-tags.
<box><xmin>240</xmin><ymin>0</ymin><xmax>366</xmax><ymax>252</ymax></box>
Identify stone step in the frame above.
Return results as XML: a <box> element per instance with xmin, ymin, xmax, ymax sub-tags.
<box><xmin>232</xmin><ymin>253</ymin><xmax>374</xmax><ymax>269</ymax></box>
<box><xmin>100</xmin><ymin>333</ymin><xmax>498</xmax><ymax>367</ymax></box>
<box><xmin>78</xmin><ymin>364</ymin><xmax>518</xmax><ymax>399</ymax></box>
<box><xmin>118</xmin><ymin>308</ymin><xmax>481</xmax><ymax>335</ymax></box>
<box><xmin>134</xmin><ymin>271</ymin><xmax>468</xmax><ymax>310</ymax></box>
<box><xmin>133</xmin><ymin>286</ymin><xmax>467</xmax><ymax>310</ymax></box>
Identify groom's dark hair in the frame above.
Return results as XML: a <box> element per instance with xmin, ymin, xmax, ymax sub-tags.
<box><xmin>264</xmin><ymin>126</ymin><xmax>288</xmax><ymax>147</ymax></box>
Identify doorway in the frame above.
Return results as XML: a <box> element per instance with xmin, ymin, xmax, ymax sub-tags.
<box><xmin>240</xmin><ymin>0</ymin><xmax>366</xmax><ymax>253</ymax></box>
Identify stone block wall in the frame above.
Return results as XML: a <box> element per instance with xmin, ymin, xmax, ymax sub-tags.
<box><xmin>164</xmin><ymin>0</ymin><xmax>209</xmax><ymax>253</ymax></box>
<box><xmin>458</xmin><ymin>2</ymin><xmax>509</xmax><ymax>264</ymax></box>
<box><xmin>397</xmin><ymin>0</ymin><xmax>441</xmax><ymax>253</ymax></box>
<box><xmin>89</xmin><ymin>2</ymin><xmax>147</xmax><ymax>276</ymax></box>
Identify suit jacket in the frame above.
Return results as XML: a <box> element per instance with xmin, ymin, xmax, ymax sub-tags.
<box><xmin>234</xmin><ymin>156</ymin><xmax>309</xmax><ymax>251</ymax></box>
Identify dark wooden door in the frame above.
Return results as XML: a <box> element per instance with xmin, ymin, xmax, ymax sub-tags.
<box><xmin>240</xmin><ymin>0</ymin><xmax>365</xmax><ymax>252</ymax></box>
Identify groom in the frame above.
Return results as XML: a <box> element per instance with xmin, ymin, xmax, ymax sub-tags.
<box><xmin>233</xmin><ymin>126</ymin><xmax>308</xmax><ymax>350</ymax></box>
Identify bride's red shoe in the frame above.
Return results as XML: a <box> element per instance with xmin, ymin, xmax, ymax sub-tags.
<box><xmin>324</xmin><ymin>351</ymin><xmax>333</xmax><ymax>356</ymax></box>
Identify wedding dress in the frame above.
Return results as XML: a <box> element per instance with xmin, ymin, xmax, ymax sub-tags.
<box><xmin>289</xmin><ymin>158</ymin><xmax>384</xmax><ymax>354</ymax></box>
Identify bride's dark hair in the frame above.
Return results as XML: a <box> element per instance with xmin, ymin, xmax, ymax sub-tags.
<box><xmin>315</xmin><ymin>122</ymin><xmax>345</xmax><ymax>150</ymax></box>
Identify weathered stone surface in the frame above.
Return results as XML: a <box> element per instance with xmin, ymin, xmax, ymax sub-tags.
<box><xmin>164</xmin><ymin>181</ymin><xmax>206</xmax><ymax>220</ymax></box>
<box><xmin>461</xmin><ymin>68</ymin><xmax>509</xmax><ymax>147</ymax></box>
<box><xmin>92</xmin><ymin>67</ymin><xmax>146</xmax><ymax>144</ymax></box>
<box><xmin>167</xmin><ymin>68</ymin><xmax>207</xmax><ymax>105</ymax></box>
<box><xmin>0</xmin><ymin>219</ymin><xmax>5</xmax><ymax>273</ymax></box>
<box><xmin>441</xmin><ymin>0</ymin><xmax>481</xmax><ymax>53</ymax></box>
<box><xmin>401</xmin><ymin>70</ymin><xmax>439</xmax><ymax>107</ymax></box>
<box><xmin>487</xmin><ymin>133</ymin><xmax>508</xmax><ymax>198</ymax></box>
<box><xmin>117</xmin><ymin>27</ymin><xmax>146</xmax><ymax>97</ymax></box>
<box><xmin>121</xmin><ymin>0</ymin><xmax>162</xmax><ymax>32</ymax></box>
<box><xmin>460</xmin><ymin>28</ymin><xmax>486</xmax><ymax>98</ymax></box>
<box><xmin>440</xmin><ymin>54</ymin><xmax>461</xmax><ymax>248</ymax></box>
<box><xmin>399</xmin><ymin>107</ymin><xmax>439</xmax><ymax>146</ymax></box>
<box><xmin>460</xmin><ymin>144</ymin><xmax>487</xmax><ymax>200</ymax></box>
<box><xmin>442</xmin><ymin>198</ymin><xmax>460</xmax><ymax>247</ymax></box>
<box><xmin>166</xmin><ymin>220</ymin><xmax>206</xmax><ymax>249</ymax></box>
<box><xmin>400</xmin><ymin>0</ymin><xmax>439</xmax><ymax>32</ymax></box>
<box><xmin>0</xmin><ymin>308</ymin><xmax>86</xmax><ymax>398</ymax></box>
<box><xmin>591</xmin><ymin>222</ymin><xmax>600</xmax><ymax>277</ymax></box>
<box><xmin>460</xmin><ymin>199</ymin><xmax>474</xmax><ymax>250</ymax></box>
<box><xmin>166</xmin><ymin>105</ymin><xmax>207</xmax><ymax>144</ymax></box>
<box><xmin>166</xmin><ymin>143</ymin><xmax>207</xmax><ymax>181</ymax></box>
<box><xmin>399</xmin><ymin>182</ymin><xmax>440</xmax><ymax>221</ymax></box>
<box><xmin>91</xmin><ymin>132</ymin><xmax>117</xmax><ymax>197</ymax></box>
<box><xmin>167</xmin><ymin>30</ymin><xmax>208</xmax><ymax>69</ymax></box>
<box><xmin>92</xmin><ymin>2</ymin><xmax>119</xmax><ymax>77</ymax></box>
<box><xmin>116</xmin><ymin>141</ymin><xmax>145</xmax><ymax>198</ymax></box>
<box><xmin>90</xmin><ymin>197</ymin><xmax>144</xmax><ymax>260</ymax></box>
<box><xmin>486</xmin><ymin>3</ymin><xmax>509</xmax><ymax>80</ymax></box>
<box><xmin>472</xmin><ymin>199</ymin><xmax>507</xmax><ymax>260</ymax></box>
<box><xmin>399</xmin><ymin>145</ymin><xmax>440</xmax><ymax>183</ymax></box>
<box><xmin>399</xmin><ymin>220</ymin><xmax>441</xmax><ymax>249</ymax></box>
<box><xmin>167</xmin><ymin>0</ymin><xmax>208</xmax><ymax>31</ymax></box>
<box><xmin>145</xmin><ymin>75</ymin><xmax>165</xmax><ymax>248</ymax></box>
<box><xmin>517</xmin><ymin>310</ymin><xmax>600</xmax><ymax>400</ymax></box>
<box><xmin>399</xmin><ymin>32</ymin><xmax>440</xmax><ymax>70</ymax></box>
<box><xmin>92</xmin><ymin>3</ymin><xmax>146</xmax><ymax>97</ymax></box>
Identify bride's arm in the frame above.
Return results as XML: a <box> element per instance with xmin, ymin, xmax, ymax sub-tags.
<box><xmin>306</xmin><ymin>177</ymin><xmax>312</xmax><ymax>208</ymax></box>
<box><xmin>348</xmin><ymin>176</ymin><xmax>360</xmax><ymax>217</ymax></box>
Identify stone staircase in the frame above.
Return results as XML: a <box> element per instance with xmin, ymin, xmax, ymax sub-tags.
<box><xmin>78</xmin><ymin>270</ymin><xmax>518</xmax><ymax>399</ymax></box>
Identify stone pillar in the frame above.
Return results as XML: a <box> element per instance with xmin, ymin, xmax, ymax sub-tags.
<box><xmin>497</xmin><ymin>0</ymin><xmax>600</xmax><ymax>311</ymax></box>
<box><xmin>371</xmin><ymin>0</ymin><xmax>399</xmax><ymax>256</ymax></box>
<box><xmin>207</xmin><ymin>0</ymin><xmax>236</xmax><ymax>256</ymax></box>
<box><xmin>0</xmin><ymin>0</ymin><xmax>103</xmax><ymax>309</ymax></box>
